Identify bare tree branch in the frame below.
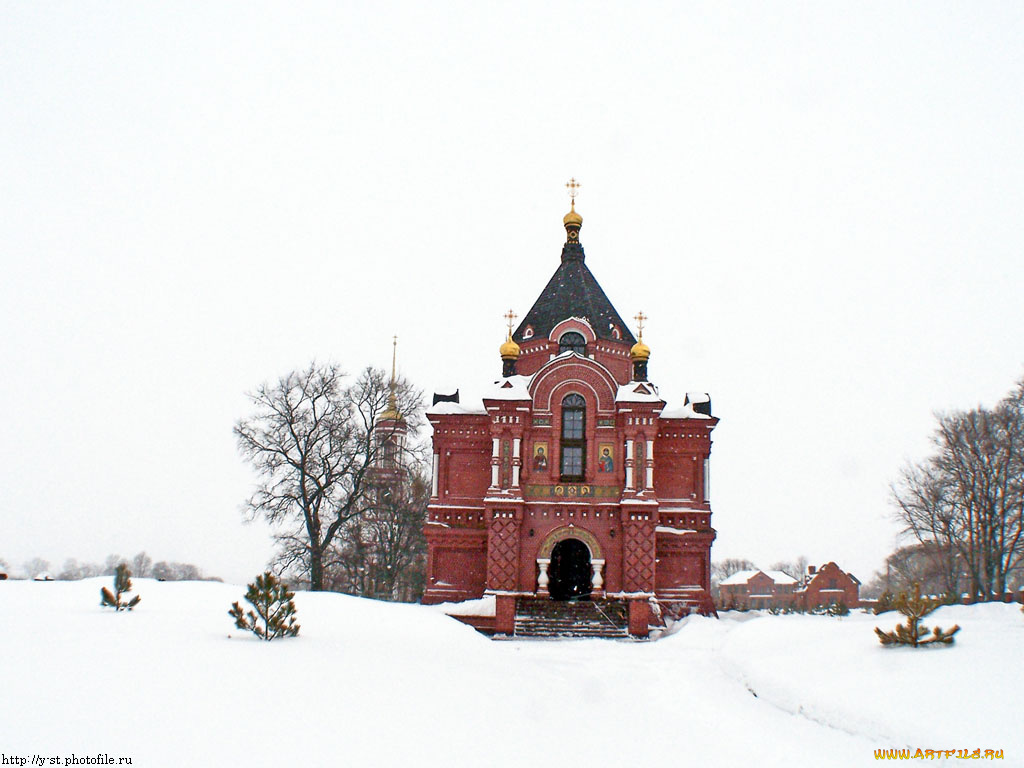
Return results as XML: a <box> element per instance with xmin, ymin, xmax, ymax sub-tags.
<box><xmin>236</xmin><ymin>362</ymin><xmax>425</xmax><ymax>591</ymax></box>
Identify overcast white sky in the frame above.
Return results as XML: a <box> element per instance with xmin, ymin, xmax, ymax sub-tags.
<box><xmin>2</xmin><ymin>2</ymin><xmax>1022</xmax><ymax>585</ymax></box>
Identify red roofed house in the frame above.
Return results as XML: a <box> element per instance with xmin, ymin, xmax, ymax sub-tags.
<box><xmin>797</xmin><ymin>562</ymin><xmax>861</xmax><ymax>609</ymax></box>
<box><xmin>421</xmin><ymin>196</ymin><xmax>719</xmax><ymax>637</ymax></box>
<box><xmin>719</xmin><ymin>569</ymin><xmax>798</xmax><ymax>610</ymax></box>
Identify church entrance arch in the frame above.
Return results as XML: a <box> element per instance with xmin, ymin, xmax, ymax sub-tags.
<box><xmin>548</xmin><ymin>538</ymin><xmax>591</xmax><ymax>600</ymax></box>
<box><xmin>538</xmin><ymin>525</ymin><xmax>602</xmax><ymax>601</ymax></box>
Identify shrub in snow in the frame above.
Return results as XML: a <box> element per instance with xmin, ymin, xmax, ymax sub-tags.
<box><xmin>229</xmin><ymin>572</ymin><xmax>300</xmax><ymax>641</ymax></box>
<box><xmin>825</xmin><ymin>600</ymin><xmax>849</xmax><ymax>617</ymax></box>
<box><xmin>873</xmin><ymin>590</ymin><xmax>896</xmax><ymax>614</ymax></box>
<box><xmin>875</xmin><ymin>583</ymin><xmax>960</xmax><ymax>647</ymax></box>
<box><xmin>100</xmin><ymin>564</ymin><xmax>141</xmax><ymax>611</ymax></box>
<box><xmin>808</xmin><ymin>601</ymin><xmax>847</xmax><ymax>616</ymax></box>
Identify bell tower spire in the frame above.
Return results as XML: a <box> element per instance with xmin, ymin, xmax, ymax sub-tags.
<box><xmin>379</xmin><ymin>335</ymin><xmax>403</xmax><ymax>423</ymax></box>
<box><xmin>375</xmin><ymin>334</ymin><xmax>406</xmax><ymax>470</ymax></box>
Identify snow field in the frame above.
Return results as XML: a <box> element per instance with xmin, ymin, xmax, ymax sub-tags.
<box><xmin>1</xmin><ymin>579</ymin><xmax>1019</xmax><ymax>767</ymax></box>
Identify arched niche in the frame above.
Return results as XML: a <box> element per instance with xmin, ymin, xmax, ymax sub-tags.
<box><xmin>537</xmin><ymin>525</ymin><xmax>603</xmax><ymax>560</ymax></box>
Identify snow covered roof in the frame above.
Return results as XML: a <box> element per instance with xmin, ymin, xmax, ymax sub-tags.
<box><xmin>721</xmin><ymin>569</ymin><xmax>796</xmax><ymax>587</ymax></box>
<box><xmin>426</xmin><ymin>400</ymin><xmax>486</xmax><ymax>416</ymax></box>
<box><xmin>720</xmin><ymin>569</ymin><xmax>762</xmax><ymax>586</ymax></box>
<box><xmin>483</xmin><ymin>375</ymin><xmax>531</xmax><ymax>401</ymax></box>
<box><xmin>660</xmin><ymin>403</ymin><xmax>712</xmax><ymax>420</ymax></box>
<box><xmin>615</xmin><ymin>381</ymin><xmax>663</xmax><ymax>403</ymax></box>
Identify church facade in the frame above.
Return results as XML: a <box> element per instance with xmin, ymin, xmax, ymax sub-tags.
<box><xmin>421</xmin><ymin>197</ymin><xmax>718</xmax><ymax>637</ymax></box>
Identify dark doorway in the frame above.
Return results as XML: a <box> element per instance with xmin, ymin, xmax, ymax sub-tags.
<box><xmin>548</xmin><ymin>538</ymin><xmax>592</xmax><ymax>600</ymax></box>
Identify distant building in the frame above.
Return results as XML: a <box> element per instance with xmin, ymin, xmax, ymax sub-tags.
<box><xmin>719</xmin><ymin>562</ymin><xmax>861</xmax><ymax>611</ymax></box>
<box><xmin>796</xmin><ymin>562</ymin><xmax>860</xmax><ymax>609</ymax></box>
<box><xmin>719</xmin><ymin>569</ymin><xmax>798</xmax><ymax>609</ymax></box>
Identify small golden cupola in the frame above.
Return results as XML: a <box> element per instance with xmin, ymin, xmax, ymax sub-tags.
<box><xmin>563</xmin><ymin>177</ymin><xmax>583</xmax><ymax>242</ymax></box>
<box><xmin>630</xmin><ymin>311</ymin><xmax>650</xmax><ymax>381</ymax></box>
<box><xmin>500</xmin><ymin>309</ymin><xmax>521</xmax><ymax>377</ymax></box>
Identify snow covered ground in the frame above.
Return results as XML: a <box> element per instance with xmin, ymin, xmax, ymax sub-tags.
<box><xmin>1</xmin><ymin>579</ymin><xmax>1020</xmax><ymax>767</ymax></box>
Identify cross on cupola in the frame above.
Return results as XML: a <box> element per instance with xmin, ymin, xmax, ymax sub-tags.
<box><xmin>565</xmin><ymin>177</ymin><xmax>581</xmax><ymax>203</ymax></box>
<box><xmin>633</xmin><ymin>311</ymin><xmax>647</xmax><ymax>340</ymax></box>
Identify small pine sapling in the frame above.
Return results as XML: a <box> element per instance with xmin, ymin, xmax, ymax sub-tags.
<box><xmin>826</xmin><ymin>600</ymin><xmax>850</xmax><ymax>617</ymax></box>
<box><xmin>229</xmin><ymin>572</ymin><xmax>300</xmax><ymax>641</ymax></box>
<box><xmin>875</xmin><ymin>583</ymin><xmax>960</xmax><ymax>647</ymax></box>
<box><xmin>100</xmin><ymin>563</ymin><xmax>141</xmax><ymax>611</ymax></box>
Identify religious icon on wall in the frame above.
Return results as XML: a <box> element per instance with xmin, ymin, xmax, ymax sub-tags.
<box><xmin>501</xmin><ymin>439</ymin><xmax>511</xmax><ymax>489</ymax></box>
<box><xmin>532</xmin><ymin>442</ymin><xmax>548</xmax><ymax>471</ymax></box>
<box><xmin>634</xmin><ymin>439</ymin><xmax>645</xmax><ymax>486</ymax></box>
<box><xmin>597</xmin><ymin>443</ymin><xmax>614</xmax><ymax>473</ymax></box>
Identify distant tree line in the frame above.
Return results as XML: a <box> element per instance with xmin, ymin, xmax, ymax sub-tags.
<box><xmin>8</xmin><ymin>552</ymin><xmax>219</xmax><ymax>582</ymax></box>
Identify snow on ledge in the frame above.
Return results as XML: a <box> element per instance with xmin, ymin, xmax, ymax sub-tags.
<box><xmin>655</xmin><ymin>525</ymin><xmax>696</xmax><ymax>535</ymax></box>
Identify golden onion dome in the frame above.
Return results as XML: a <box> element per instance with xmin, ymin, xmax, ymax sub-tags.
<box><xmin>500</xmin><ymin>333</ymin><xmax>521</xmax><ymax>360</ymax></box>
<box><xmin>563</xmin><ymin>200</ymin><xmax>583</xmax><ymax>228</ymax></box>
<box><xmin>630</xmin><ymin>339</ymin><xmax>650</xmax><ymax>361</ymax></box>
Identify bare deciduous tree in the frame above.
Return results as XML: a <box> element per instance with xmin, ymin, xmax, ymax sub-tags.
<box><xmin>22</xmin><ymin>557</ymin><xmax>50</xmax><ymax>579</ymax></box>
<box><xmin>58</xmin><ymin>558</ymin><xmax>103</xmax><ymax>580</ymax></box>
<box><xmin>103</xmin><ymin>554</ymin><xmax>125</xmax><ymax>576</ymax></box>
<box><xmin>769</xmin><ymin>556</ymin><xmax>810</xmax><ymax>580</ymax></box>
<box><xmin>892</xmin><ymin>377</ymin><xmax>1024</xmax><ymax>600</ymax></box>
<box><xmin>132</xmin><ymin>551</ymin><xmax>153</xmax><ymax>579</ymax></box>
<box><xmin>235</xmin><ymin>363</ymin><xmax>423</xmax><ymax>592</ymax></box>
<box><xmin>711</xmin><ymin>558</ymin><xmax>756</xmax><ymax>591</ymax></box>
<box><xmin>150</xmin><ymin>560</ymin><xmax>209</xmax><ymax>581</ymax></box>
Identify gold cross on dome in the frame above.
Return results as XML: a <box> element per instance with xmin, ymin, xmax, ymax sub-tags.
<box><xmin>634</xmin><ymin>311</ymin><xmax>647</xmax><ymax>340</ymax></box>
<box><xmin>503</xmin><ymin>309</ymin><xmax>518</xmax><ymax>334</ymax></box>
<box><xmin>565</xmin><ymin>177</ymin><xmax>581</xmax><ymax>203</ymax></box>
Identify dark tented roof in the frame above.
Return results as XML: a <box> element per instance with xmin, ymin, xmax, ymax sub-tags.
<box><xmin>513</xmin><ymin>241</ymin><xmax>636</xmax><ymax>345</ymax></box>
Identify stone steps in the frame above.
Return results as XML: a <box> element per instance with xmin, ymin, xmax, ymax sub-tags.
<box><xmin>513</xmin><ymin>597</ymin><xmax>630</xmax><ymax>639</ymax></box>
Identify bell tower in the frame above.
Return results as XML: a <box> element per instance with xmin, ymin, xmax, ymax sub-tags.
<box><xmin>373</xmin><ymin>335</ymin><xmax>407</xmax><ymax>473</ymax></box>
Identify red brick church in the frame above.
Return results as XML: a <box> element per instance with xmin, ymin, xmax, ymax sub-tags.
<box><xmin>422</xmin><ymin>189</ymin><xmax>718</xmax><ymax>637</ymax></box>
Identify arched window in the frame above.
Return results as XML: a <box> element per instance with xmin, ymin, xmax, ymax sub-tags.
<box><xmin>559</xmin><ymin>331</ymin><xmax>586</xmax><ymax>356</ymax></box>
<box><xmin>560</xmin><ymin>393</ymin><xmax>586</xmax><ymax>481</ymax></box>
